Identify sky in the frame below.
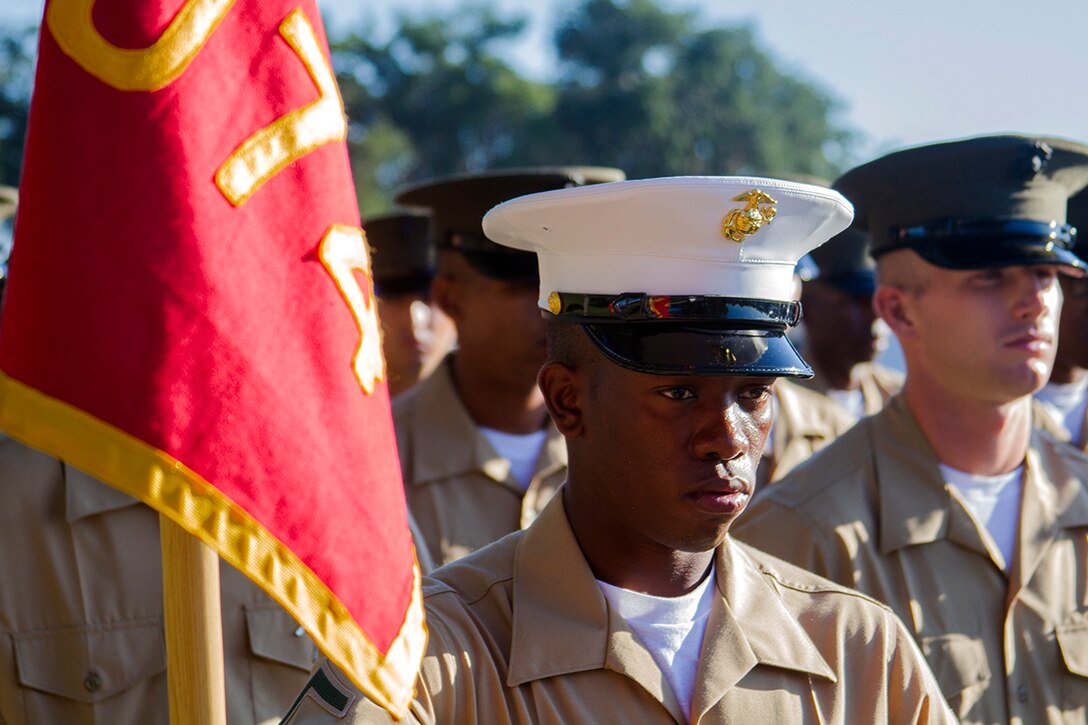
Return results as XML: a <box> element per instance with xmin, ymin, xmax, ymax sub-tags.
<box><xmin>3</xmin><ymin>0</ymin><xmax>1085</xmax><ymax>164</ymax></box>
<box><xmin>319</xmin><ymin>0</ymin><xmax>1088</xmax><ymax>163</ymax></box>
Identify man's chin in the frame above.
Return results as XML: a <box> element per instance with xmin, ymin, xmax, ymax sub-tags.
<box><xmin>672</xmin><ymin>523</ymin><xmax>735</xmax><ymax>554</ymax></box>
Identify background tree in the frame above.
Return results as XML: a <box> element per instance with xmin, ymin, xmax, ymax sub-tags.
<box><xmin>0</xmin><ymin>24</ymin><xmax>36</xmax><ymax>189</ymax></box>
<box><xmin>547</xmin><ymin>0</ymin><xmax>689</xmax><ymax>175</ymax></box>
<box><xmin>332</xmin><ymin>6</ymin><xmax>556</xmax><ymax>215</ymax></box>
<box><xmin>551</xmin><ymin>0</ymin><xmax>853</xmax><ymax>179</ymax></box>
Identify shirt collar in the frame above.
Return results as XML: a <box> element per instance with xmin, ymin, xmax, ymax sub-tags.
<box><xmin>874</xmin><ymin>396</ymin><xmax>1088</xmax><ymax>558</ymax></box>
<box><xmin>1047</xmin><ymin>441</ymin><xmax>1088</xmax><ymax>530</ymax></box>
<box><xmin>871</xmin><ymin>396</ymin><xmax>951</xmax><ymax>554</ymax></box>
<box><xmin>1016</xmin><ymin>429</ymin><xmax>1088</xmax><ymax>590</ymax></box>
<box><xmin>856</xmin><ymin>362</ymin><xmax>905</xmax><ymax>415</ymax></box>
<box><xmin>401</xmin><ymin>359</ymin><xmax>566</xmax><ymax>488</ymax></box>
<box><xmin>507</xmin><ymin>492</ymin><xmax>834</xmax><ymax>712</ymax></box>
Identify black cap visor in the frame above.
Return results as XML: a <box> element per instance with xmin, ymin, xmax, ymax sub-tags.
<box><xmin>583</xmin><ymin>322</ymin><xmax>812</xmax><ymax>378</ymax></box>
<box><xmin>883</xmin><ymin>218</ymin><xmax>1086</xmax><ymax>276</ymax></box>
<box><xmin>441</xmin><ymin>231</ymin><xmax>539</xmax><ymax>281</ymax></box>
<box><xmin>460</xmin><ymin>248</ymin><xmax>540</xmax><ymax>282</ymax></box>
<box><xmin>374</xmin><ymin>270</ymin><xmax>434</xmax><ymax>298</ymax></box>
<box><xmin>910</xmin><ymin>238</ymin><xmax>1086</xmax><ymax>276</ymax></box>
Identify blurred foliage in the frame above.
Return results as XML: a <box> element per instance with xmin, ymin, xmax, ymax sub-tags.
<box><xmin>334</xmin><ymin>0</ymin><xmax>855</xmax><ymax>213</ymax></box>
<box><xmin>332</xmin><ymin>5</ymin><xmax>558</xmax><ymax>213</ymax></box>
<box><xmin>0</xmin><ymin>24</ymin><xmax>36</xmax><ymax>188</ymax></box>
<box><xmin>0</xmin><ymin>0</ymin><xmax>856</xmax><ymax>213</ymax></box>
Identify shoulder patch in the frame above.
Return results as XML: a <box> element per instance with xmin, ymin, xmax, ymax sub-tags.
<box><xmin>280</xmin><ymin>661</ymin><xmax>357</xmax><ymax>721</ymax></box>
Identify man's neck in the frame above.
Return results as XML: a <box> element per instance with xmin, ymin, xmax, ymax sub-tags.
<box><xmin>903</xmin><ymin>379</ymin><xmax>1032</xmax><ymax>475</ymax></box>
<box><xmin>449</xmin><ymin>354</ymin><xmax>549</xmax><ymax>434</ymax></box>
<box><xmin>563</xmin><ymin>488</ymin><xmax>715</xmax><ymax>598</ymax></box>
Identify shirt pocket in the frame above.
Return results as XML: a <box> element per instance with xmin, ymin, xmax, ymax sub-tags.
<box><xmin>244</xmin><ymin>603</ymin><xmax>317</xmax><ymax>717</ymax></box>
<box><xmin>245</xmin><ymin>604</ymin><xmax>315</xmax><ymax>670</ymax></box>
<box><xmin>12</xmin><ymin>619</ymin><xmax>166</xmax><ymax>719</ymax></box>
<box><xmin>919</xmin><ymin>632</ymin><xmax>989</xmax><ymax>718</ymax></box>
<box><xmin>1056</xmin><ymin>620</ymin><xmax>1088</xmax><ymax>709</ymax></box>
<box><xmin>1057</xmin><ymin>621</ymin><xmax>1088</xmax><ymax>676</ymax></box>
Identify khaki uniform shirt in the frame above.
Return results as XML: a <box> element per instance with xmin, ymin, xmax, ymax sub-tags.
<box><xmin>1077</xmin><ymin>406</ymin><xmax>1088</xmax><ymax>452</ymax></box>
<box><xmin>763</xmin><ymin>379</ymin><xmax>855</xmax><ymax>485</ymax></box>
<box><xmin>1033</xmin><ymin>394</ymin><xmax>1088</xmax><ymax>453</ymax></box>
<box><xmin>393</xmin><ymin>358</ymin><xmax>566</xmax><ymax>567</ymax></box>
<box><xmin>282</xmin><ymin>493</ymin><xmax>954</xmax><ymax>725</ymax></box>
<box><xmin>0</xmin><ymin>436</ymin><xmax>316</xmax><ymax>724</ymax></box>
<box><xmin>1074</xmin><ymin>403</ymin><xmax>1088</xmax><ymax>452</ymax></box>
<box><xmin>733</xmin><ymin>395</ymin><xmax>1088</xmax><ymax>724</ymax></box>
<box><xmin>798</xmin><ymin>361</ymin><xmax>905</xmax><ymax>417</ymax></box>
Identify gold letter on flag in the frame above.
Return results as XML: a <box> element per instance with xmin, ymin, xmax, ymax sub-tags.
<box><xmin>47</xmin><ymin>0</ymin><xmax>234</xmax><ymax>91</ymax></box>
<box><xmin>319</xmin><ymin>225</ymin><xmax>386</xmax><ymax>395</ymax></box>
<box><xmin>215</xmin><ymin>9</ymin><xmax>348</xmax><ymax>207</ymax></box>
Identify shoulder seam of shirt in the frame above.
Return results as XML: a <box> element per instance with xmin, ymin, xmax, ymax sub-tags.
<box><xmin>761</xmin><ymin>568</ymin><xmax>894</xmax><ymax>613</ymax></box>
<box><xmin>739</xmin><ymin>543</ymin><xmax>893</xmax><ymax>613</ymax></box>
<box><xmin>424</xmin><ymin>573</ymin><xmax>514</xmax><ymax>607</ymax></box>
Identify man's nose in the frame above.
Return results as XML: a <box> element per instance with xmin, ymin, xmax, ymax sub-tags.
<box><xmin>1014</xmin><ymin>269</ymin><xmax>1055</xmax><ymax>320</ymax></box>
<box><xmin>689</xmin><ymin>401</ymin><xmax>748</xmax><ymax>462</ymax></box>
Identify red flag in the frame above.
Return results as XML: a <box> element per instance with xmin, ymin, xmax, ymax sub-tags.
<box><xmin>1</xmin><ymin>0</ymin><xmax>424</xmax><ymax>716</ymax></box>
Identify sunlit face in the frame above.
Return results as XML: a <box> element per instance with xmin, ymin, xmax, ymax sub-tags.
<box><xmin>571</xmin><ymin>361</ymin><xmax>775</xmax><ymax>554</ymax></box>
<box><xmin>377</xmin><ymin>292</ymin><xmax>456</xmax><ymax>396</ymax></box>
<box><xmin>898</xmin><ymin>263</ymin><xmax>1062</xmax><ymax>403</ymax></box>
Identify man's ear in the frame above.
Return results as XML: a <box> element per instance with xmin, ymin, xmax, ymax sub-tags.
<box><xmin>872</xmin><ymin>285</ymin><xmax>916</xmax><ymax>340</ymax></box>
<box><xmin>538</xmin><ymin>361</ymin><xmax>584</xmax><ymax>438</ymax></box>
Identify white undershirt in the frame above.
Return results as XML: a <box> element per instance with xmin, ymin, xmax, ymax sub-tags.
<box><xmin>479</xmin><ymin>427</ymin><xmax>547</xmax><ymax>490</ymax></box>
<box><xmin>825</xmin><ymin>387</ymin><xmax>866</xmax><ymax>420</ymax></box>
<box><xmin>939</xmin><ymin>463</ymin><xmax>1023</xmax><ymax>571</ymax></box>
<box><xmin>1035</xmin><ymin>377</ymin><xmax>1088</xmax><ymax>444</ymax></box>
<box><xmin>597</xmin><ymin>567</ymin><xmax>715</xmax><ymax>722</ymax></box>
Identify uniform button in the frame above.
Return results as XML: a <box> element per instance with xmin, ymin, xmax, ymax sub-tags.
<box><xmin>1016</xmin><ymin>685</ymin><xmax>1029</xmax><ymax>703</ymax></box>
<box><xmin>84</xmin><ymin>671</ymin><xmax>102</xmax><ymax>692</ymax></box>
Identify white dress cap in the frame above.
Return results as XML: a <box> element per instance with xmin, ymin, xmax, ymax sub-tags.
<box><xmin>482</xmin><ymin>176</ymin><xmax>853</xmax><ymax>310</ymax></box>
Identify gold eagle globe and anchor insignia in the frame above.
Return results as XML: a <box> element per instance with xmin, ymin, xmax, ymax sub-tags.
<box><xmin>721</xmin><ymin>189</ymin><xmax>778</xmax><ymax>243</ymax></box>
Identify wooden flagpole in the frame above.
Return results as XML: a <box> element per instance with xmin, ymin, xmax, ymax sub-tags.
<box><xmin>160</xmin><ymin>513</ymin><xmax>228</xmax><ymax>725</ymax></box>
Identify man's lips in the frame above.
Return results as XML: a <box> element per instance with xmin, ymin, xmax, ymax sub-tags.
<box><xmin>1003</xmin><ymin>330</ymin><xmax>1054</xmax><ymax>352</ymax></box>
<box><xmin>686</xmin><ymin>462</ymin><xmax>752</xmax><ymax>513</ymax></box>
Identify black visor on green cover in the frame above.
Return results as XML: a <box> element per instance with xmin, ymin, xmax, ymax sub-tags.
<box><xmin>581</xmin><ymin>322</ymin><xmax>811</xmax><ymax>377</ymax></box>
<box><xmin>883</xmin><ymin>217</ymin><xmax>1086</xmax><ymax>275</ymax></box>
<box><xmin>459</xmin><ymin>248</ymin><xmax>540</xmax><ymax>282</ymax></box>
